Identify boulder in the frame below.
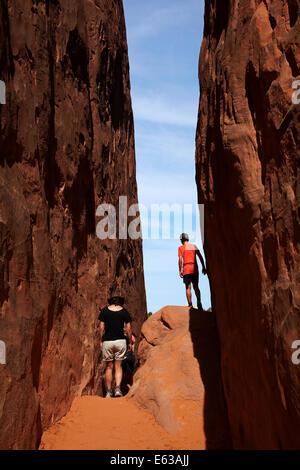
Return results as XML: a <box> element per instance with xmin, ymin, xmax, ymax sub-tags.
<box><xmin>129</xmin><ymin>306</ymin><xmax>232</xmax><ymax>449</ymax></box>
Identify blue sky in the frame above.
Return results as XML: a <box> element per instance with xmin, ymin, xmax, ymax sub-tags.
<box><xmin>123</xmin><ymin>0</ymin><xmax>211</xmax><ymax>313</ymax></box>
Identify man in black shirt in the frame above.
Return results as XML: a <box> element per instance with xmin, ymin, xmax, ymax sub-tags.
<box><xmin>98</xmin><ymin>292</ymin><xmax>132</xmax><ymax>398</ymax></box>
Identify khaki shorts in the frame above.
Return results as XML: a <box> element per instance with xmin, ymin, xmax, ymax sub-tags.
<box><xmin>102</xmin><ymin>339</ymin><xmax>127</xmax><ymax>362</ymax></box>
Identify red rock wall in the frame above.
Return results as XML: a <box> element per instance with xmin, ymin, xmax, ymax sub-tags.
<box><xmin>197</xmin><ymin>0</ymin><xmax>300</xmax><ymax>449</ymax></box>
<box><xmin>0</xmin><ymin>0</ymin><xmax>146</xmax><ymax>449</ymax></box>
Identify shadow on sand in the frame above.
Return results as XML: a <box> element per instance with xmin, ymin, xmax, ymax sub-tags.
<box><xmin>189</xmin><ymin>308</ymin><xmax>232</xmax><ymax>449</ymax></box>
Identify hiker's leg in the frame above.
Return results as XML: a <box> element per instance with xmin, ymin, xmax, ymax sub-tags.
<box><xmin>185</xmin><ymin>282</ymin><xmax>192</xmax><ymax>304</ymax></box>
<box><xmin>193</xmin><ymin>281</ymin><xmax>203</xmax><ymax>309</ymax></box>
<box><xmin>115</xmin><ymin>360</ymin><xmax>123</xmax><ymax>387</ymax></box>
<box><xmin>105</xmin><ymin>361</ymin><xmax>114</xmax><ymax>391</ymax></box>
<box><xmin>192</xmin><ymin>281</ymin><xmax>201</xmax><ymax>302</ymax></box>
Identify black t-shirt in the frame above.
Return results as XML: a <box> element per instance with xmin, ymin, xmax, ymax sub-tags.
<box><xmin>98</xmin><ymin>307</ymin><xmax>131</xmax><ymax>342</ymax></box>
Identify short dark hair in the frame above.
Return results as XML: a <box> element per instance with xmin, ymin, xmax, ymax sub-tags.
<box><xmin>108</xmin><ymin>296</ymin><xmax>124</xmax><ymax>306</ymax></box>
<box><xmin>180</xmin><ymin>233</ymin><xmax>189</xmax><ymax>241</ymax></box>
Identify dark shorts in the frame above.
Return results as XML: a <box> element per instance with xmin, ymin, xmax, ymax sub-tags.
<box><xmin>183</xmin><ymin>272</ymin><xmax>199</xmax><ymax>286</ymax></box>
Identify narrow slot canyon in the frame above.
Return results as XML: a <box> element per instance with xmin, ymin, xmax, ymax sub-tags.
<box><xmin>0</xmin><ymin>0</ymin><xmax>299</xmax><ymax>452</ymax></box>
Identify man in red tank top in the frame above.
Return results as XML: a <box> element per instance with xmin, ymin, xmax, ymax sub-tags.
<box><xmin>178</xmin><ymin>233</ymin><xmax>207</xmax><ymax>310</ymax></box>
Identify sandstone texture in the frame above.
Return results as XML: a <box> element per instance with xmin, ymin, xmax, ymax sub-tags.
<box><xmin>0</xmin><ymin>0</ymin><xmax>146</xmax><ymax>449</ymax></box>
<box><xmin>197</xmin><ymin>0</ymin><xmax>300</xmax><ymax>449</ymax></box>
<box><xmin>129</xmin><ymin>306</ymin><xmax>232</xmax><ymax>449</ymax></box>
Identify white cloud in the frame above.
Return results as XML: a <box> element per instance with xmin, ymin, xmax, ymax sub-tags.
<box><xmin>132</xmin><ymin>93</ymin><xmax>197</xmax><ymax>127</ymax></box>
<box><xmin>125</xmin><ymin>4</ymin><xmax>192</xmax><ymax>41</ymax></box>
<box><xmin>134</xmin><ymin>123</ymin><xmax>196</xmax><ymax>165</ymax></box>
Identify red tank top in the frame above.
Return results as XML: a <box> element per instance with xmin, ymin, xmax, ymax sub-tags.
<box><xmin>178</xmin><ymin>243</ymin><xmax>198</xmax><ymax>276</ymax></box>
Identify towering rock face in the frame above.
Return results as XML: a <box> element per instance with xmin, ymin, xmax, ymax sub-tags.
<box><xmin>0</xmin><ymin>0</ymin><xmax>146</xmax><ymax>449</ymax></box>
<box><xmin>197</xmin><ymin>0</ymin><xmax>300</xmax><ymax>449</ymax></box>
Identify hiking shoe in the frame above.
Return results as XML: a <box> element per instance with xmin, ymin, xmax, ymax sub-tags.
<box><xmin>114</xmin><ymin>386</ymin><xmax>123</xmax><ymax>398</ymax></box>
<box><xmin>105</xmin><ymin>389</ymin><xmax>113</xmax><ymax>398</ymax></box>
<box><xmin>197</xmin><ymin>302</ymin><xmax>203</xmax><ymax>311</ymax></box>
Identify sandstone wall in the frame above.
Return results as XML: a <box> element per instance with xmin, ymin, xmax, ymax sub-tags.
<box><xmin>197</xmin><ymin>0</ymin><xmax>300</xmax><ymax>449</ymax></box>
<box><xmin>0</xmin><ymin>0</ymin><xmax>146</xmax><ymax>449</ymax></box>
<box><xmin>130</xmin><ymin>306</ymin><xmax>232</xmax><ymax>449</ymax></box>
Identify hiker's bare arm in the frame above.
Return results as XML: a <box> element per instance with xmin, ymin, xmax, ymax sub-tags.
<box><xmin>126</xmin><ymin>322</ymin><xmax>132</xmax><ymax>351</ymax></box>
<box><xmin>196</xmin><ymin>249</ymin><xmax>207</xmax><ymax>274</ymax></box>
<box><xmin>178</xmin><ymin>256</ymin><xmax>183</xmax><ymax>277</ymax></box>
<box><xmin>99</xmin><ymin>321</ymin><xmax>105</xmax><ymax>351</ymax></box>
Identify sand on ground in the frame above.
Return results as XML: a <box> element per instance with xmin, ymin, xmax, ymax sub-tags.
<box><xmin>39</xmin><ymin>395</ymin><xmax>205</xmax><ymax>450</ymax></box>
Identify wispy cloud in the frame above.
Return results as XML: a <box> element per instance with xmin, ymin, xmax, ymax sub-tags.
<box><xmin>134</xmin><ymin>123</ymin><xmax>196</xmax><ymax>167</ymax></box>
<box><xmin>132</xmin><ymin>93</ymin><xmax>197</xmax><ymax>127</ymax></box>
<box><xmin>125</xmin><ymin>4</ymin><xmax>192</xmax><ymax>41</ymax></box>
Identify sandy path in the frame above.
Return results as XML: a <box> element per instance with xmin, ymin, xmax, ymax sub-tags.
<box><xmin>39</xmin><ymin>395</ymin><xmax>205</xmax><ymax>450</ymax></box>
